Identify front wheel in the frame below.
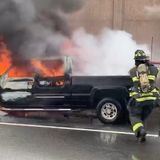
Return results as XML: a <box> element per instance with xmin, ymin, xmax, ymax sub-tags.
<box><xmin>96</xmin><ymin>98</ymin><xmax>123</xmax><ymax>124</ymax></box>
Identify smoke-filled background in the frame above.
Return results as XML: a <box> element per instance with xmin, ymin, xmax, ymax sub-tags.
<box><xmin>64</xmin><ymin>28</ymin><xmax>149</xmax><ymax>75</ymax></box>
<box><xmin>0</xmin><ymin>0</ymin><xmax>83</xmax><ymax>65</ymax></box>
<box><xmin>0</xmin><ymin>0</ymin><xmax>159</xmax><ymax>76</ymax></box>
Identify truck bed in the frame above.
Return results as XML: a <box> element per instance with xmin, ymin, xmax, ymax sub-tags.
<box><xmin>72</xmin><ymin>76</ymin><xmax>131</xmax><ymax>88</ymax></box>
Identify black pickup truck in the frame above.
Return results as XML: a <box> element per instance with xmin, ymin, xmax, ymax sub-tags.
<box><xmin>0</xmin><ymin>56</ymin><xmax>132</xmax><ymax>124</ymax></box>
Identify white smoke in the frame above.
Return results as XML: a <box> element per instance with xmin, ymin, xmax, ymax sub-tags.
<box><xmin>64</xmin><ymin>28</ymin><xmax>150</xmax><ymax>75</ymax></box>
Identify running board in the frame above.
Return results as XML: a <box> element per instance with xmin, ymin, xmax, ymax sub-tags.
<box><xmin>0</xmin><ymin>107</ymin><xmax>72</xmax><ymax>112</ymax></box>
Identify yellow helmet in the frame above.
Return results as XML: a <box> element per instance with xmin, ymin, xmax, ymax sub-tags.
<box><xmin>134</xmin><ymin>50</ymin><xmax>148</xmax><ymax>61</ymax></box>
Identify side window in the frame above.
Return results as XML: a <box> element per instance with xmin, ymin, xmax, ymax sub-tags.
<box><xmin>55</xmin><ymin>79</ymin><xmax>65</xmax><ymax>87</ymax></box>
<box><xmin>32</xmin><ymin>58</ymin><xmax>66</xmax><ymax>89</ymax></box>
<box><xmin>34</xmin><ymin>74</ymin><xmax>65</xmax><ymax>88</ymax></box>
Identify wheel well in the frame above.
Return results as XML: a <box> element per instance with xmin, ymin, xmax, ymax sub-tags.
<box><xmin>92</xmin><ymin>89</ymin><xmax>128</xmax><ymax>111</ymax></box>
<box><xmin>92</xmin><ymin>89</ymin><xmax>129</xmax><ymax>123</ymax></box>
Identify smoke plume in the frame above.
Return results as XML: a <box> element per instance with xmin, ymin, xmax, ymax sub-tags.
<box><xmin>0</xmin><ymin>0</ymin><xmax>84</xmax><ymax>66</ymax></box>
<box><xmin>0</xmin><ymin>0</ymin><xmax>151</xmax><ymax>76</ymax></box>
<box><xmin>64</xmin><ymin>28</ymin><xmax>150</xmax><ymax>75</ymax></box>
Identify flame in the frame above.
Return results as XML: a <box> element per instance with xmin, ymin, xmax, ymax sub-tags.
<box><xmin>0</xmin><ymin>41</ymin><xmax>33</xmax><ymax>77</ymax></box>
<box><xmin>9</xmin><ymin>67</ymin><xmax>33</xmax><ymax>77</ymax></box>
<box><xmin>0</xmin><ymin>40</ymin><xmax>64</xmax><ymax>77</ymax></box>
<box><xmin>31</xmin><ymin>59</ymin><xmax>64</xmax><ymax>77</ymax></box>
<box><xmin>0</xmin><ymin>41</ymin><xmax>12</xmax><ymax>75</ymax></box>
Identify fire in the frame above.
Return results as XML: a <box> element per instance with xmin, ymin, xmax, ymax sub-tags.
<box><xmin>0</xmin><ymin>40</ymin><xmax>64</xmax><ymax>77</ymax></box>
<box><xmin>0</xmin><ymin>40</ymin><xmax>31</xmax><ymax>77</ymax></box>
<box><xmin>31</xmin><ymin>59</ymin><xmax>64</xmax><ymax>77</ymax></box>
<box><xmin>0</xmin><ymin>41</ymin><xmax>12</xmax><ymax>75</ymax></box>
<box><xmin>9</xmin><ymin>67</ymin><xmax>33</xmax><ymax>77</ymax></box>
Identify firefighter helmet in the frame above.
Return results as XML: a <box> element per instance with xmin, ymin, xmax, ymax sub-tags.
<box><xmin>134</xmin><ymin>50</ymin><xmax>148</xmax><ymax>61</ymax></box>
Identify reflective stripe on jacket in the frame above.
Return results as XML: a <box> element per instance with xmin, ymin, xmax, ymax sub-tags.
<box><xmin>130</xmin><ymin>88</ymin><xmax>159</xmax><ymax>102</ymax></box>
<box><xmin>129</xmin><ymin>64</ymin><xmax>159</xmax><ymax>102</ymax></box>
<box><xmin>131</xmin><ymin>75</ymin><xmax>156</xmax><ymax>82</ymax></box>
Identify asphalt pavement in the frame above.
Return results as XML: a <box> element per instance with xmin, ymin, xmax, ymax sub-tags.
<box><xmin>0</xmin><ymin>109</ymin><xmax>159</xmax><ymax>160</ymax></box>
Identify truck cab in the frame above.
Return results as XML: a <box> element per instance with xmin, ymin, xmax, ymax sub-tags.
<box><xmin>0</xmin><ymin>57</ymin><xmax>72</xmax><ymax>108</ymax></box>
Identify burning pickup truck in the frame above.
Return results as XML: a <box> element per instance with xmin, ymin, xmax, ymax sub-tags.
<box><xmin>0</xmin><ymin>56</ymin><xmax>132</xmax><ymax>124</ymax></box>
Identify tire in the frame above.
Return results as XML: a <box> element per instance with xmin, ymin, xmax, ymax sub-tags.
<box><xmin>96</xmin><ymin>98</ymin><xmax>123</xmax><ymax>124</ymax></box>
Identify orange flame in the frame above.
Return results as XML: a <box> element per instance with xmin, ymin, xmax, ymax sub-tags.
<box><xmin>0</xmin><ymin>41</ymin><xmax>12</xmax><ymax>75</ymax></box>
<box><xmin>31</xmin><ymin>59</ymin><xmax>64</xmax><ymax>77</ymax></box>
<box><xmin>0</xmin><ymin>40</ymin><xmax>64</xmax><ymax>77</ymax></box>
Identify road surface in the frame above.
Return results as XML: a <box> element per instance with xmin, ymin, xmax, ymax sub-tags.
<box><xmin>0</xmin><ymin>109</ymin><xmax>159</xmax><ymax>160</ymax></box>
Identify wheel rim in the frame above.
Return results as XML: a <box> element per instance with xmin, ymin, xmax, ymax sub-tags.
<box><xmin>101</xmin><ymin>102</ymin><xmax>118</xmax><ymax>120</ymax></box>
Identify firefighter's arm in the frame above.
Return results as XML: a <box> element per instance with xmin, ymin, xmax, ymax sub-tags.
<box><xmin>129</xmin><ymin>68</ymin><xmax>141</xmax><ymax>98</ymax></box>
<box><xmin>130</xmin><ymin>68</ymin><xmax>140</xmax><ymax>90</ymax></box>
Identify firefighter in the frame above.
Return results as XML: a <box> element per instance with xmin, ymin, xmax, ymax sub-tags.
<box><xmin>127</xmin><ymin>49</ymin><xmax>159</xmax><ymax>142</ymax></box>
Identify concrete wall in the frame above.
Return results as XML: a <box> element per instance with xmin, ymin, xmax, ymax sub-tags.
<box><xmin>68</xmin><ymin>0</ymin><xmax>160</xmax><ymax>59</ymax></box>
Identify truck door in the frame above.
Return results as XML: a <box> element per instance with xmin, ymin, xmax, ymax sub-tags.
<box><xmin>32</xmin><ymin>76</ymin><xmax>71</xmax><ymax>108</ymax></box>
<box><xmin>31</xmin><ymin>56</ymin><xmax>72</xmax><ymax>109</ymax></box>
